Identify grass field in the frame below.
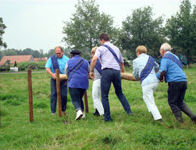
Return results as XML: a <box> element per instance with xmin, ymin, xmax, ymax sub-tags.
<box><xmin>0</xmin><ymin>67</ymin><xmax>196</xmax><ymax>150</ymax></box>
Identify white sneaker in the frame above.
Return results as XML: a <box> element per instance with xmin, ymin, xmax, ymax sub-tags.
<box><xmin>51</xmin><ymin>112</ymin><xmax>56</xmax><ymax>116</ymax></box>
<box><xmin>82</xmin><ymin>112</ymin><xmax>85</xmax><ymax>119</ymax></box>
<box><xmin>75</xmin><ymin>110</ymin><xmax>83</xmax><ymax>120</ymax></box>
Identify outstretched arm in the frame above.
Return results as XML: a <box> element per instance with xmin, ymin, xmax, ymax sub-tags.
<box><xmin>46</xmin><ymin>68</ymin><xmax>56</xmax><ymax>79</ymax></box>
<box><xmin>120</xmin><ymin>63</ymin><xmax>125</xmax><ymax>73</ymax></box>
<box><xmin>89</xmin><ymin>56</ymin><xmax>98</xmax><ymax>79</ymax></box>
<box><xmin>156</xmin><ymin>58</ymin><xmax>167</xmax><ymax>82</ymax></box>
<box><xmin>132</xmin><ymin>60</ymin><xmax>140</xmax><ymax>80</ymax></box>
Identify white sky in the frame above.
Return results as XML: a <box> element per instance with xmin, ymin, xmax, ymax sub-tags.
<box><xmin>0</xmin><ymin>0</ymin><xmax>196</xmax><ymax>53</ymax></box>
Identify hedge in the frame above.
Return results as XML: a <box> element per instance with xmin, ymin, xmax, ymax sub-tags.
<box><xmin>17</xmin><ymin>61</ymin><xmax>46</xmax><ymax>71</ymax></box>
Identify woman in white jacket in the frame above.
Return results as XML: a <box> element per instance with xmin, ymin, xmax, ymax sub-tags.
<box><xmin>132</xmin><ymin>45</ymin><xmax>162</xmax><ymax>121</ymax></box>
<box><xmin>90</xmin><ymin>47</ymin><xmax>104</xmax><ymax>116</ymax></box>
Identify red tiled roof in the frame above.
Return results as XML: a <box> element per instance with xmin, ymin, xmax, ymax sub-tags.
<box><xmin>34</xmin><ymin>57</ymin><xmax>47</xmax><ymax>62</ymax></box>
<box><xmin>0</xmin><ymin>55</ymin><xmax>33</xmax><ymax>66</ymax></box>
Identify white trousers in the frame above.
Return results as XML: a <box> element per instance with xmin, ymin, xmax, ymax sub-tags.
<box><xmin>142</xmin><ymin>82</ymin><xmax>162</xmax><ymax>120</ymax></box>
<box><xmin>92</xmin><ymin>79</ymin><xmax>104</xmax><ymax>115</ymax></box>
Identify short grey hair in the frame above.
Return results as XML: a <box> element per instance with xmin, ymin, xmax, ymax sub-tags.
<box><xmin>54</xmin><ymin>46</ymin><xmax>64</xmax><ymax>52</ymax></box>
<box><xmin>160</xmin><ymin>43</ymin><xmax>172</xmax><ymax>51</ymax></box>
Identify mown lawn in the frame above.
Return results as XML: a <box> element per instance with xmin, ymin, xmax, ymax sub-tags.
<box><xmin>0</xmin><ymin>66</ymin><xmax>196</xmax><ymax>150</ymax></box>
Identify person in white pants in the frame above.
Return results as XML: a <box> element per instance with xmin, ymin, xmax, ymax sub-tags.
<box><xmin>90</xmin><ymin>47</ymin><xmax>104</xmax><ymax>116</ymax></box>
<box><xmin>132</xmin><ymin>45</ymin><xmax>162</xmax><ymax>121</ymax></box>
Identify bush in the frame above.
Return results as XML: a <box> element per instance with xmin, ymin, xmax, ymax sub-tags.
<box><xmin>17</xmin><ymin>61</ymin><xmax>46</xmax><ymax>71</ymax></box>
<box><xmin>0</xmin><ymin>62</ymin><xmax>10</xmax><ymax>71</ymax></box>
<box><xmin>0</xmin><ymin>66</ymin><xmax>10</xmax><ymax>71</ymax></box>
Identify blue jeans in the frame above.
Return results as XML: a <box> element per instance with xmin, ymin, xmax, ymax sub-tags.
<box><xmin>69</xmin><ymin>88</ymin><xmax>85</xmax><ymax>111</ymax></box>
<box><xmin>50</xmin><ymin>78</ymin><xmax>67</xmax><ymax>113</ymax></box>
<box><xmin>101</xmin><ymin>69</ymin><xmax>132</xmax><ymax>121</ymax></box>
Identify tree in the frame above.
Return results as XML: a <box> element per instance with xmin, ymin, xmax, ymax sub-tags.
<box><xmin>191</xmin><ymin>5</ymin><xmax>196</xmax><ymax>62</ymax></box>
<box><xmin>62</xmin><ymin>0</ymin><xmax>116</xmax><ymax>59</ymax></box>
<box><xmin>0</xmin><ymin>17</ymin><xmax>7</xmax><ymax>48</ymax></box>
<box><xmin>0</xmin><ymin>48</ymin><xmax>47</xmax><ymax>60</ymax></box>
<box><xmin>165</xmin><ymin>0</ymin><xmax>196</xmax><ymax>64</ymax></box>
<box><xmin>120</xmin><ymin>6</ymin><xmax>164</xmax><ymax>60</ymax></box>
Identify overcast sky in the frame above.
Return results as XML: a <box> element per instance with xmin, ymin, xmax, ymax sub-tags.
<box><xmin>0</xmin><ymin>0</ymin><xmax>196</xmax><ymax>53</ymax></box>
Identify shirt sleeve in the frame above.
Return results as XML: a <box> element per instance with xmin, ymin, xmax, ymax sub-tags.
<box><xmin>132</xmin><ymin>59</ymin><xmax>140</xmax><ymax>80</ymax></box>
<box><xmin>119</xmin><ymin>53</ymin><xmax>124</xmax><ymax>63</ymax></box>
<box><xmin>64</xmin><ymin>55</ymin><xmax>70</xmax><ymax>62</ymax></box>
<box><xmin>45</xmin><ymin>58</ymin><xmax>52</xmax><ymax>68</ymax></box>
<box><xmin>156</xmin><ymin>58</ymin><xmax>167</xmax><ymax>79</ymax></box>
<box><xmin>87</xmin><ymin>63</ymin><xmax>90</xmax><ymax>73</ymax></box>
<box><xmin>64</xmin><ymin>63</ymin><xmax>68</xmax><ymax>75</ymax></box>
<box><xmin>154</xmin><ymin>61</ymin><xmax>159</xmax><ymax>73</ymax></box>
<box><xmin>94</xmin><ymin>47</ymin><xmax>101</xmax><ymax>59</ymax></box>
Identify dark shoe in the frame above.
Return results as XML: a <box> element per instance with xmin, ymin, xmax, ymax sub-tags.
<box><xmin>191</xmin><ymin>116</ymin><xmax>196</xmax><ymax>123</ymax></box>
<box><xmin>154</xmin><ymin>119</ymin><xmax>163</xmax><ymax>125</ymax></box>
<box><xmin>93</xmin><ymin>109</ymin><xmax>100</xmax><ymax>116</ymax></box>
<box><xmin>173</xmin><ymin>111</ymin><xmax>183</xmax><ymax>123</ymax></box>
<box><xmin>104</xmin><ymin>119</ymin><xmax>113</xmax><ymax>122</ymax></box>
<box><xmin>127</xmin><ymin>112</ymin><xmax>133</xmax><ymax>116</ymax></box>
<box><xmin>155</xmin><ymin>119</ymin><xmax>163</xmax><ymax>124</ymax></box>
<box><xmin>156</xmin><ymin>119</ymin><xmax>163</xmax><ymax>122</ymax></box>
<box><xmin>181</xmin><ymin>103</ymin><xmax>196</xmax><ymax>121</ymax></box>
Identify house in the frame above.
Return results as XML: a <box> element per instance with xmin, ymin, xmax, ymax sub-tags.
<box><xmin>0</xmin><ymin>55</ymin><xmax>33</xmax><ymax>66</ymax></box>
<box><xmin>33</xmin><ymin>57</ymin><xmax>47</xmax><ymax>62</ymax></box>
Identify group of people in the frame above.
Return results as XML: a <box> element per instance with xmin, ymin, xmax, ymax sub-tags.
<box><xmin>45</xmin><ymin>33</ymin><xmax>196</xmax><ymax>123</ymax></box>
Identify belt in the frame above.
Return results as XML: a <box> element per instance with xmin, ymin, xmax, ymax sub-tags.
<box><xmin>102</xmin><ymin>68</ymin><xmax>112</xmax><ymax>70</ymax></box>
<box><xmin>102</xmin><ymin>68</ymin><xmax>119</xmax><ymax>71</ymax></box>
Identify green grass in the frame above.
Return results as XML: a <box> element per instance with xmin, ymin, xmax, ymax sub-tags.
<box><xmin>0</xmin><ymin>67</ymin><xmax>196</xmax><ymax>150</ymax></box>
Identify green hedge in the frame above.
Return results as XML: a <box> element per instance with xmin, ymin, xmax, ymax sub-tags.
<box><xmin>17</xmin><ymin>61</ymin><xmax>46</xmax><ymax>71</ymax></box>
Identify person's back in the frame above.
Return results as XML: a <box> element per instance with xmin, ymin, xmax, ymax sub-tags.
<box><xmin>96</xmin><ymin>42</ymin><xmax>123</xmax><ymax>71</ymax></box>
<box><xmin>158</xmin><ymin>51</ymin><xmax>186</xmax><ymax>82</ymax></box>
<box><xmin>67</xmin><ymin>55</ymin><xmax>89</xmax><ymax>90</ymax></box>
<box><xmin>133</xmin><ymin>53</ymin><xmax>159</xmax><ymax>86</ymax></box>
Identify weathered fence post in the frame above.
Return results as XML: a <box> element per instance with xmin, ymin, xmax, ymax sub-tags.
<box><xmin>28</xmin><ymin>69</ymin><xmax>33</xmax><ymax>122</ymax></box>
<box><xmin>56</xmin><ymin>69</ymin><xmax>62</xmax><ymax>117</ymax></box>
<box><xmin>84</xmin><ymin>91</ymin><xmax>88</xmax><ymax>113</ymax></box>
<box><xmin>0</xmin><ymin>104</ymin><xmax>1</xmax><ymax>126</ymax></box>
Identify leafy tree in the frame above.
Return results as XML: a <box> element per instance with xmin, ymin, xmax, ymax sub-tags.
<box><xmin>120</xmin><ymin>6</ymin><xmax>164</xmax><ymax>60</ymax></box>
<box><xmin>1</xmin><ymin>49</ymin><xmax>19</xmax><ymax>56</ymax></box>
<box><xmin>0</xmin><ymin>17</ymin><xmax>7</xmax><ymax>48</ymax></box>
<box><xmin>62</xmin><ymin>0</ymin><xmax>116</xmax><ymax>59</ymax></box>
<box><xmin>191</xmin><ymin>5</ymin><xmax>196</xmax><ymax>61</ymax></box>
<box><xmin>45</xmin><ymin>48</ymin><xmax>71</xmax><ymax>58</ymax></box>
<box><xmin>0</xmin><ymin>48</ymin><xmax>47</xmax><ymax>60</ymax></box>
<box><xmin>45</xmin><ymin>49</ymin><xmax>54</xmax><ymax>58</ymax></box>
<box><xmin>165</xmin><ymin>0</ymin><xmax>196</xmax><ymax>64</ymax></box>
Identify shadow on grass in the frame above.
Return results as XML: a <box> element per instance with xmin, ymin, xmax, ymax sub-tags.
<box><xmin>0</xmin><ymin>94</ymin><xmax>24</xmax><ymax>106</ymax></box>
<box><xmin>102</xmin><ymin>134</ymin><xmax>122</xmax><ymax>145</ymax></box>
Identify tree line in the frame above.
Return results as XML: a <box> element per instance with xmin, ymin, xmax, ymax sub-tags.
<box><xmin>0</xmin><ymin>48</ymin><xmax>56</xmax><ymax>60</ymax></box>
<box><xmin>0</xmin><ymin>0</ymin><xmax>196</xmax><ymax>64</ymax></box>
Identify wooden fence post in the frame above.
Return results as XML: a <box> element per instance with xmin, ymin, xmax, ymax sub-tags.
<box><xmin>28</xmin><ymin>69</ymin><xmax>33</xmax><ymax>122</ymax></box>
<box><xmin>56</xmin><ymin>69</ymin><xmax>62</xmax><ymax>117</ymax></box>
<box><xmin>0</xmin><ymin>104</ymin><xmax>1</xmax><ymax>126</ymax></box>
<box><xmin>84</xmin><ymin>91</ymin><xmax>88</xmax><ymax>113</ymax></box>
